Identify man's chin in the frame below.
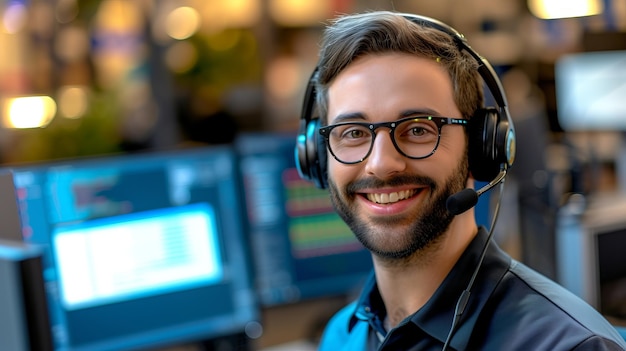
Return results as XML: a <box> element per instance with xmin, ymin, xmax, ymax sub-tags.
<box><xmin>364</xmin><ymin>239</ymin><xmax>420</xmax><ymax>261</ymax></box>
<box><xmin>359</xmin><ymin>214</ymin><xmax>413</xmax><ymax>228</ymax></box>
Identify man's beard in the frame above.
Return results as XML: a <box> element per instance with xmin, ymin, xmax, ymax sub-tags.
<box><xmin>327</xmin><ymin>155</ymin><xmax>469</xmax><ymax>261</ymax></box>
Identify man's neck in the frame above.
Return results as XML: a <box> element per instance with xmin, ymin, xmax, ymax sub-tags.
<box><xmin>372</xmin><ymin>213</ymin><xmax>478</xmax><ymax>328</ymax></box>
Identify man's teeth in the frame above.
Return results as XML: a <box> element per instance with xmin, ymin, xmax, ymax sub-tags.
<box><xmin>367</xmin><ymin>190</ymin><xmax>415</xmax><ymax>204</ymax></box>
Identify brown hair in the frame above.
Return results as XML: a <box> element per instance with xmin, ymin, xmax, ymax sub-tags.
<box><xmin>315</xmin><ymin>11</ymin><xmax>483</xmax><ymax>123</ymax></box>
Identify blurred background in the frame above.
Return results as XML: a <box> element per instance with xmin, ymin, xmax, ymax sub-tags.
<box><xmin>0</xmin><ymin>0</ymin><xmax>622</xmax><ymax>160</ymax></box>
<box><xmin>1</xmin><ymin>0</ymin><xmax>626</xmax><ymax>350</ymax></box>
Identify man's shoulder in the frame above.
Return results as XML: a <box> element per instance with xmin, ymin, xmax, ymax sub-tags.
<box><xmin>503</xmin><ymin>260</ymin><xmax>606</xmax><ymax>323</ymax></box>
<box><xmin>482</xmin><ymin>259</ymin><xmax>626</xmax><ymax>349</ymax></box>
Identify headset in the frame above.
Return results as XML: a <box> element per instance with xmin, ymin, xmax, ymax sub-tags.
<box><xmin>295</xmin><ymin>13</ymin><xmax>516</xmax><ymax>193</ymax></box>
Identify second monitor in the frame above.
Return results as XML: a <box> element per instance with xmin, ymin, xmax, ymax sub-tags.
<box><xmin>236</xmin><ymin>133</ymin><xmax>373</xmax><ymax>307</ymax></box>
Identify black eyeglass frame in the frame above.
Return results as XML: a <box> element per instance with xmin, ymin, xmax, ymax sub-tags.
<box><xmin>318</xmin><ymin>115</ymin><xmax>468</xmax><ymax>164</ymax></box>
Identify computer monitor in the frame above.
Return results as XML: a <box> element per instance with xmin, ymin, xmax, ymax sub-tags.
<box><xmin>0</xmin><ymin>146</ymin><xmax>259</xmax><ymax>350</ymax></box>
<box><xmin>0</xmin><ymin>239</ymin><xmax>53</xmax><ymax>351</ymax></box>
<box><xmin>235</xmin><ymin>133</ymin><xmax>373</xmax><ymax>307</ymax></box>
<box><xmin>554</xmin><ymin>50</ymin><xmax>626</xmax><ymax>131</ymax></box>
<box><xmin>556</xmin><ymin>195</ymin><xmax>626</xmax><ymax>326</ymax></box>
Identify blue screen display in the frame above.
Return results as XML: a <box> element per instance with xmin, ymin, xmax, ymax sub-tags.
<box><xmin>236</xmin><ymin>133</ymin><xmax>374</xmax><ymax>306</ymax></box>
<box><xmin>555</xmin><ymin>50</ymin><xmax>626</xmax><ymax>131</ymax></box>
<box><xmin>2</xmin><ymin>146</ymin><xmax>259</xmax><ymax>350</ymax></box>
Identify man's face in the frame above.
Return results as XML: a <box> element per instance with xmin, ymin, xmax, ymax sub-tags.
<box><xmin>325</xmin><ymin>53</ymin><xmax>470</xmax><ymax>260</ymax></box>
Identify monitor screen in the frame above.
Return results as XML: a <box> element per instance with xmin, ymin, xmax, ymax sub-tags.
<box><xmin>0</xmin><ymin>146</ymin><xmax>259</xmax><ymax>350</ymax></box>
<box><xmin>235</xmin><ymin>133</ymin><xmax>373</xmax><ymax>306</ymax></box>
<box><xmin>554</xmin><ymin>50</ymin><xmax>626</xmax><ymax>131</ymax></box>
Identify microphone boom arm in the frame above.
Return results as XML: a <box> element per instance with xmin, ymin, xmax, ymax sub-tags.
<box><xmin>446</xmin><ymin>165</ymin><xmax>508</xmax><ymax>215</ymax></box>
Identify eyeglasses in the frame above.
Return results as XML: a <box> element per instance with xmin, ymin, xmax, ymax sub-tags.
<box><xmin>319</xmin><ymin>115</ymin><xmax>468</xmax><ymax>164</ymax></box>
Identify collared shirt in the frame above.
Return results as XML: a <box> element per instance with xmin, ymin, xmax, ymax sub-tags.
<box><xmin>318</xmin><ymin>227</ymin><xmax>626</xmax><ymax>350</ymax></box>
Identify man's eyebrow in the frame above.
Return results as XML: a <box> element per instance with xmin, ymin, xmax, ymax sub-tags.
<box><xmin>400</xmin><ymin>108</ymin><xmax>442</xmax><ymax>117</ymax></box>
<box><xmin>330</xmin><ymin>108</ymin><xmax>445</xmax><ymax>124</ymax></box>
<box><xmin>330</xmin><ymin>112</ymin><xmax>366</xmax><ymax>124</ymax></box>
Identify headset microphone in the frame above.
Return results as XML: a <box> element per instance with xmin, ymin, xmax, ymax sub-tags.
<box><xmin>446</xmin><ymin>166</ymin><xmax>508</xmax><ymax>215</ymax></box>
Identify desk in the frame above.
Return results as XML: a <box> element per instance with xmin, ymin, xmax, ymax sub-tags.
<box><xmin>256</xmin><ymin>296</ymin><xmax>348</xmax><ymax>349</ymax></box>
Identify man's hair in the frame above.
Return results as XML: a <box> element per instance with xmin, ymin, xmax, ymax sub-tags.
<box><xmin>315</xmin><ymin>11</ymin><xmax>483</xmax><ymax>123</ymax></box>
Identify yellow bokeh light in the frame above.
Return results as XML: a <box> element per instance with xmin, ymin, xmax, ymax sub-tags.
<box><xmin>528</xmin><ymin>0</ymin><xmax>603</xmax><ymax>19</ymax></box>
<box><xmin>7</xmin><ymin>97</ymin><xmax>56</xmax><ymax>128</ymax></box>
<box><xmin>269</xmin><ymin>0</ymin><xmax>330</xmax><ymax>26</ymax></box>
<box><xmin>94</xmin><ymin>0</ymin><xmax>143</xmax><ymax>33</ymax></box>
<box><xmin>58</xmin><ymin>86</ymin><xmax>89</xmax><ymax>119</ymax></box>
<box><xmin>198</xmin><ymin>0</ymin><xmax>261</xmax><ymax>33</ymax></box>
<box><xmin>3</xmin><ymin>96</ymin><xmax>57</xmax><ymax>129</ymax></box>
<box><xmin>166</xmin><ymin>6</ymin><xmax>201</xmax><ymax>40</ymax></box>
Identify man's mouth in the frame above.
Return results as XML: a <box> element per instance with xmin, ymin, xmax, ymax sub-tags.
<box><xmin>365</xmin><ymin>189</ymin><xmax>418</xmax><ymax>204</ymax></box>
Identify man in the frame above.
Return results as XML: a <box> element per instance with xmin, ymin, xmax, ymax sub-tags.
<box><xmin>295</xmin><ymin>11</ymin><xmax>626</xmax><ymax>350</ymax></box>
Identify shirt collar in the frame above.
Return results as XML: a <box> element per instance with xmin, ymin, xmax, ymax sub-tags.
<box><xmin>348</xmin><ymin>227</ymin><xmax>512</xmax><ymax>350</ymax></box>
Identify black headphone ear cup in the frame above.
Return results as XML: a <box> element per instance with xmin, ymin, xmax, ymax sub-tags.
<box><xmin>296</xmin><ymin>68</ymin><xmax>328</xmax><ymax>189</ymax></box>
<box><xmin>295</xmin><ymin>118</ymin><xmax>328</xmax><ymax>189</ymax></box>
<box><xmin>494</xmin><ymin>118</ymin><xmax>514</xmax><ymax>168</ymax></box>
<box><xmin>468</xmin><ymin>107</ymin><xmax>501</xmax><ymax>182</ymax></box>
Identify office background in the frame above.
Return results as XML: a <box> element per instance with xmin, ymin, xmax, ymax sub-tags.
<box><xmin>0</xmin><ymin>0</ymin><xmax>625</xmax><ymax>350</ymax></box>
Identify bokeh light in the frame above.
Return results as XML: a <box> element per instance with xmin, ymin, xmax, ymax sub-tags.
<box><xmin>3</xmin><ymin>96</ymin><xmax>57</xmax><ymax>128</ymax></box>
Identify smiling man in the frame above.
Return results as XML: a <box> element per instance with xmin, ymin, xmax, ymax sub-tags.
<box><xmin>295</xmin><ymin>11</ymin><xmax>626</xmax><ymax>351</ymax></box>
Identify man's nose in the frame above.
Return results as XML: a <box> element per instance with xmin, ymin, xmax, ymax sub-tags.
<box><xmin>363</xmin><ymin>131</ymin><xmax>407</xmax><ymax>178</ymax></box>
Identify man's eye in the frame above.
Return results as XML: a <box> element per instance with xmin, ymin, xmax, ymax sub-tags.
<box><xmin>400</xmin><ymin>121</ymin><xmax>438</xmax><ymax>137</ymax></box>
<box><xmin>346</xmin><ymin>129</ymin><xmax>367</xmax><ymax>139</ymax></box>
<box><xmin>410</xmin><ymin>127</ymin><xmax>428</xmax><ymax>136</ymax></box>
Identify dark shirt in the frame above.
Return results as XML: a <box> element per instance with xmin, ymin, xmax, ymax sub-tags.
<box><xmin>318</xmin><ymin>227</ymin><xmax>626</xmax><ymax>350</ymax></box>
